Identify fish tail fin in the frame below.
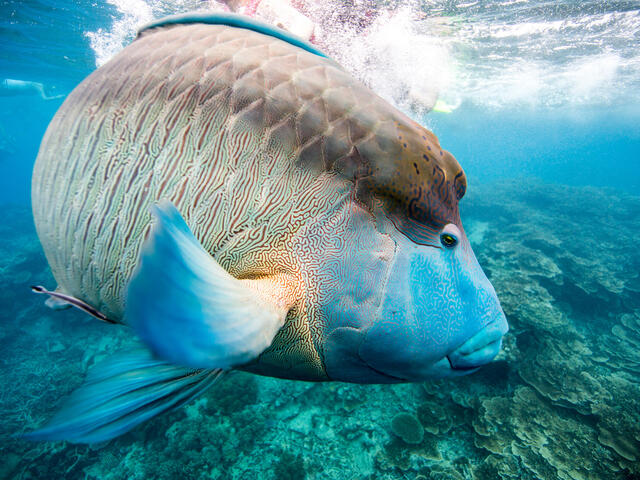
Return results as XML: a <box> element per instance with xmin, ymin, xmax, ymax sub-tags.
<box><xmin>23</xmin><ymin>348</ymin><xmax>222</xmax><ymax>444</ymax></box>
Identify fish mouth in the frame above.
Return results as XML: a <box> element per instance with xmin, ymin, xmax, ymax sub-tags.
<box><xmin>446</xmin><ymin>317</ymin><xmax>508</xmax><ymax>371</ymax></box>
<box><xmin>445</xmin><ymin>356</ymin><xmax>479</xmax><ymax>372</ymax></box>
<box><xmin>326</xmin><ymin>314</ymin><xmax>508</xmax><ymax>383</ymax></box>
<box><xmin>361</xmin><ymin>315</ymin><xmax>509</xmax><ymax>381</ymax></box>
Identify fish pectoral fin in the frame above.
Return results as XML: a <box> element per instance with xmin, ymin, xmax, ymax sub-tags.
<box><xmin>24</xmin><ymin>347</ymin><xmax>222</xmax><ymax>443</ymax></box>
<box><xmin>125</xmin><ymin>200</ymin><xmax>289</xmax><ymax>370</ymax></box>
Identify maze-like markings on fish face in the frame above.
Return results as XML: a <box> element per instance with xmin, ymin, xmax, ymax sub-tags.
<box><xmin>32</xmin><ymin>22</ymin><xmax>467</xmax><ymax>380</ymax></box>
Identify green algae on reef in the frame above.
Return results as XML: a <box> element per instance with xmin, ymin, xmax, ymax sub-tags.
<box><xmin>0</xmin><ymin>180</ymin><xmax>639</xmax><ymax>479</ymax></box>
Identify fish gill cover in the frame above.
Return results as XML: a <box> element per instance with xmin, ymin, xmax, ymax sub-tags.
<box><xmin>0</xmin><ymin>0</ymin><xmax>639</xmax><ymax>479</ymax></box>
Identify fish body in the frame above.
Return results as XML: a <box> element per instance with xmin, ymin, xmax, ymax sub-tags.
<box><xmin>28</xmin><ymin>13</ymin><xmax>507</xmax><ymax>443</ymax></box>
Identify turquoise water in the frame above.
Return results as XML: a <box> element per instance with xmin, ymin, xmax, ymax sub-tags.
<box><xmin>1</xmin><ymin>1</ymin><xmax>639</xmax><ymax>479</ymax></box>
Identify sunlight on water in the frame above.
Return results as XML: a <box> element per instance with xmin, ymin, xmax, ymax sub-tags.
<box><xmin>85</xmin><ymin>0</ymin><xmax>155</xmax><ymax>67</ymax></box>
<box><xmin>85</xmin><ymin>0</ymin><xmax>640</xmax><ymax>111</ymax></box>
<box><xmin>86</xmin><ymin>0</ymin><xmax>228</xmax><ymax>67</ymax></box>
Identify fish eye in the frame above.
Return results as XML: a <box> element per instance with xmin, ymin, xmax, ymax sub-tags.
<box><xmin>440</xmin><ymin>233</ymin><xmax>457</xmax><ymax>248</ymax></box>
<box><xmin>440</xmin><ymin>224</ymin><xmax>461</xmax><ymax>248</ymax></box>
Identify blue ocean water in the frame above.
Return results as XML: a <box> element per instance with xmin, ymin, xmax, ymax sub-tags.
<box><xmin>1</xmin><ymin>1</ymin><xmax>639</xmax><ymax>479</ymax></box>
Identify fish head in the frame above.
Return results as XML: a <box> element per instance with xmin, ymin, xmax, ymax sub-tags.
<box><xmin>323</xmin><ymin>120</ymin><xmax>508</xmax><ymax>382</ymax></box>
<box><xmin>356</xmin><ymin>221</ymin><xmax>509</xmax><ymax>382</ymax></box>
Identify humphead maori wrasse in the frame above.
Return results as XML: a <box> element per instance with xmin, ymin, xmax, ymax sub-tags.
<box><xmin>28</xmin><ymin>12</ymin><xmax>508</xmax><ymax>443</ymax></box>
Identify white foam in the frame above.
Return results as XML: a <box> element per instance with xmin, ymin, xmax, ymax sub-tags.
<box><xmin>86</xmin><ymin>0</ymin><xmax>227</xmax><ymax>67</ymax></box>
<box><xmin>84</xmin><ymin>1</ymin><xmax>640</xmax><ymax>110</ymax></box>
<box><xmin>565</xmin><ymin>54</ymin><xmax>621</xmax><ymax>102</ymax></box>
<box><xmin>489</xmin><ymin>19</ymin><xmax>565</xmax><ymax>39</ymax></box>
<box><xmin>325</xmin><ymin>7</ymin><xmax>453</xmax><ymax>119</ymax></box>
<box><xmin>443</xmin><ymin>6</ymin><xmax>640</xmax><ymax>109</ymax></box>
<box><xmin>85</xmin><ymin>0</ymin><xmax>153</xmax><ymax>67</ymax></box>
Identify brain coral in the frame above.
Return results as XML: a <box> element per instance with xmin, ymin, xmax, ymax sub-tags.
<box><xmin>391</xmin><ymin>413</ymin><xmax>424</xmax><ymax>445</ymax></box>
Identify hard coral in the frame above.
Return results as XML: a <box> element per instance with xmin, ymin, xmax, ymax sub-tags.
<box><xmin>391</xmin><ymin>413</ymin><xmax>424</xmax><ymax>445</ymax></box>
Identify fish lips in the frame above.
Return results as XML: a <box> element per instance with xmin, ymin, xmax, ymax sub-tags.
<box><xmin>380</xmin><ymin>311</ymin><xmax>508</xmax><ymax>381</ymax></box>
<box><xmin>324</xmin><ymin>312</ymin><xmax>508</xmax><ymax>383</ymax></box>
<box><xmin>446</xmin><ymin>315</ymin><xmax>508</xmax><ymax>371</ymax></box>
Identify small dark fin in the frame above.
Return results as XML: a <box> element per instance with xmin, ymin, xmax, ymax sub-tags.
<box><xmin>23</xmin><ymin>348</ymin><xmax>222</xmax><ymax>443</ymax></box>
<box><xmin>31</xmin><ymin>285</ymin><xmax>118</xmax><ymax>324</ymax></box>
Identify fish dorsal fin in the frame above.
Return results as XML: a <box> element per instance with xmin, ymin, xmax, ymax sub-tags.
<box><xmin>136</xmin><ymin>11</ymin><xmax>329</xmax><ymax>59</ymax></box>
<box><xmin>125</xmin><ymin>201</ymin><xmax>293</xmax><ymax>370</ymax></box>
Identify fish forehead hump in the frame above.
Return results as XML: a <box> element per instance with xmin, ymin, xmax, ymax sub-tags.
<box><xmin>133</xmin><ymin>21</ymin><xmax>467</xmax><ymax>234</ymax></box>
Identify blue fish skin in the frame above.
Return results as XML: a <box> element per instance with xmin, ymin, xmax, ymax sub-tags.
<box><xmin>302</xmin><ymin>199</ymin><xmax>508</xmax><ymax>383</ymax></box>
<box><xmin>359</xmin><ymin>230</ymin><xmax>508</xmax><ymax>380</ymax></box>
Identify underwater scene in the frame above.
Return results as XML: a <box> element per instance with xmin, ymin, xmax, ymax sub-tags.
<box><xmin>1</xmin><ymin>0</ymin><xmax>640</xmax><ymax>479</ymax></box>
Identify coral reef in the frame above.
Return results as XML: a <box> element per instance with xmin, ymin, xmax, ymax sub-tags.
<box><xmin>1</xmin><ymin>180</ymin><xmax>639</xmax><ymax>479</ymax></box>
